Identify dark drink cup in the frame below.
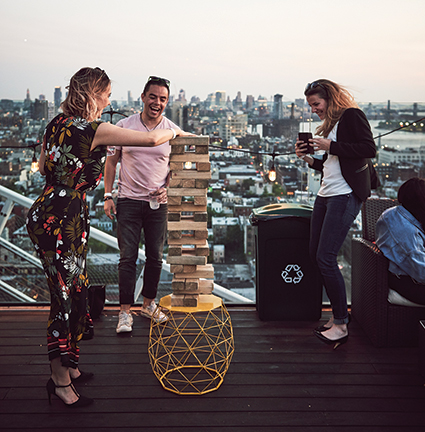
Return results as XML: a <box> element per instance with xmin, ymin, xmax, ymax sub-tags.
<box><xmin>298</xmin><ymin>132</ymin><xmax>314</xmax><ymax>154</ymax></box>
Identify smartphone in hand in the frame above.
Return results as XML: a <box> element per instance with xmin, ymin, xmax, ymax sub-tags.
<box><xmin>298</xmin><ymin>132</ymin><xmax>314</xmax><ymax>154</ymax></box>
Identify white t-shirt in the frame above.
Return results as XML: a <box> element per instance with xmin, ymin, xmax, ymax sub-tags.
<box><xmin>318</xmin><ymin>122</ymin><xmax>352</xmax><ymax>197</ymax></box>
<box><xmin>108</xmin><ymin>113</ymin><xmax>179</xmax><ymax>201</ymax></box>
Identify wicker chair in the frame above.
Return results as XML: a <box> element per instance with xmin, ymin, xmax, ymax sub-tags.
<box><xmin>351</xmin><ymin>198</ymin><xmax>425</xmax><ymax>347</ymax></box>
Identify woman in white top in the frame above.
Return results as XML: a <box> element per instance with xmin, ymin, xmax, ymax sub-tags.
<box><xmin>295</xmin><ymin>79</ymin><xmax>376</xmax><ymax>348</ymax></box>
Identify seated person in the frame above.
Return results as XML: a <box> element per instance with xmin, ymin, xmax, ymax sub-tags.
<box><xmin>375</xmin><ymin>177</ymin><xmax>425</xmax><ymax>307</ymax></box>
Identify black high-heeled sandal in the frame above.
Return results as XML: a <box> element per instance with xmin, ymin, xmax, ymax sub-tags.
<box><xmin>46</xmin><ymin>378</ymin><xmax>93</xmax><ymax>407</ymax></box>
<box><xmin>313</xmin><ymin>329</ymin><xmax>348</xmax><ymax>350</ymax></box>
<box><xmin>71</xmin><ymin>370</ymin><xmax>94</xmax><ymax>384</ymax></box>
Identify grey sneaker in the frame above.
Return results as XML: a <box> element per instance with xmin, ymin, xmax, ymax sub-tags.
<box><xmin>140</xmin><ymin>302</ymin><xmax>168</xmax><ymax>323</ymax></box>
<box><xmin>116</xmin><ymin>311</ymin><xmax>133</xmax><ymax>333</ymax></box>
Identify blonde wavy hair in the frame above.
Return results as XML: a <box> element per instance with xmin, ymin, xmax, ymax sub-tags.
<box><xmin>61</xmin><ymin>67</ymin><xmax>110</xmax><ymax>122</ymax></box>
<box><xmin>304</xmin><ymin>79</ymin><xmax>358</xmax><ymax>137</ymax></box>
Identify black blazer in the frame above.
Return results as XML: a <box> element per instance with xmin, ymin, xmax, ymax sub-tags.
<box><xmin>311</xmin><ymin>108</ymin><xmax>376</xmax><ymax>202</ymax></box>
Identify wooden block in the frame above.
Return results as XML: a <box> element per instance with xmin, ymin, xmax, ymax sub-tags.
<box><xmin>170</xmin><ymin>162</ymin><xmax>184</xmax><ymax>171</ymax></box>
<box><xmin>168</xmin><ymin>236</ymin><xmax>208</xmax><ymax>246</ymax></box>
<box><xmin>172</xmin><ymin>170</ymin><xmax>211</xmax><ymax>179</ymax></box>
<box><xmin>195</xmin><ymin>145</ymin><xmax>209</xmax><ymax>154</ymax></box>
<box><xmin>170</xmin><ymin>264</ymin><xmax>185</xmax><ymax>273</ymax></box>
<box><xmin>194</xmin><ymin>197</ymin><xmax>207</xmax><ymax>206</ymax></box>
<box><xmin>197</xmin><ymin>162</ymin><xmax>211</xmax><ymax>172</ymax></box>
<box><xmin>167</xmin><ymin>255</ymin><xmax>207</xmax><ymax>265</ymax></box>
<box><xmin>168</xmin><ymin>204</ymin><xmax>207</xmax><ymax>213</ymax></box>
<box><xmin>168</xmin><ymin>213</ymin><xmax>181</xmax><ymax>222</ymax></box>
<box><xmin>168</xmin><ymin>188</ymin><xmax>206</xmax><ymax>197</ymax></box>
<box><xmin>169</xmin><ymin>178</ymin><xmax>196</xmax><ymax>188</ymax></box>
<box><xmin>170</xmin><ymin>145</ymin><xmax>185</xmax><ymax>154</ymax></box>
<box><xmin>195</xmin><ymin>243</ymin><xmax>210</xmax><ymax>256</ymax></box>
<box><xmin>170</xmin><ymin>154</ymin><xmax>209</xmax><ymax>162</ymax></box>
<box><xmin>168</xmin><ymin>231</ymin><xmax>182</xmax><ymax>239</ymax></box>
<box><xmin>199</xmin><ymin>279</ymin><xmax>214</xmax><ymax>294</ymax></box>
<box><xmin>195</xmin><ymin>179</ymin><xmax>210</xmax><ymax>189</ymax></box>
<box><xmin>170</xmin><ymin>294</ymin><xmax>199</xmax><ymax>307</ymax></box>
<box><xmin>194</xmin><ymin>229</ymin><xmax>208</xmax><ymax>240</ymax></box>
<box><xmin>172</xmin><ymin>280</ymin><xmax>185</xmax><ymax>291</ymax></box>
<box><xmin>174</xmin><ymin>265</ymin><xmax>214</xmax><ymax>279</ymax></box>
<box><xmin>168</xmin><ymin>221</ymin><xmax>206</xmax><ymax>231</ymax></box>
<box><xmin>168</xmin><ymin>246</ymin><xmax>182</xmax><ymax>256</ymax></box>
<box><xmin>185</xmin><ymin>280</ymin><xmax>199</xmax><ymax>291</ymax></box>
<box><xmin>167</xmin><ymin>196</ymin><xmax>182</xmax><ymax>206</ymax></box>
<box><xmin>193</xmin><ymin>213</ymin><xmax>208</xmax><ymax>222</ymax></box>
<box><xmin>171</xmin><ymin>136</ymin><xmax>209</xmax><ymax>146</ymax></box>
<box><xmin>170</xmin><ymin>264</ymin><xmax>197</xmax><ymax>279</ymax></box>
<box><xmin>171</xmin><ymin>279</ymin><xmax>199</xmax><ymax>293</ymax></box>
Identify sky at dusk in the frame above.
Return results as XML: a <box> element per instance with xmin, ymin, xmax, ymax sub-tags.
<box><xmin>1</xmin><ymin>0</ymin><xmax>424</xmax><ymax>104</ymax></box>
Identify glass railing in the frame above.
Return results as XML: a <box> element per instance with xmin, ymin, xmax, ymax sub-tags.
<box><xmin>0</xmin><ymin>185</ymin><xmax>253</xmax><ymax>305</ymax></box>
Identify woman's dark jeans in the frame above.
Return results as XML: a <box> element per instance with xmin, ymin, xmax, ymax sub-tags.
<box><xmin>310</xmin><ymin>193</ymin><xmax>362</xmax><ymax>324</ymax></box>
<box><xmin>116</xmin><ymin>198</ymin><xmax>167</xmax><ymax>305</ymax></box>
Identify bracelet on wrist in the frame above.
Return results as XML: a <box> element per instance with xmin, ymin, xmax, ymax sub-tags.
<box><xmin>104</xmin><ymin>192</ymin><xmax>112</xmax><ymax>197</ymax></box>
<box><xmin>169</xmin><ymin>128</ymin><xmax>177</xmax><ymax>140</ymax></box>
<box><xmin>104</xmin><ymin>196</ymin><xmax>113</xmax><ymax>202</ymax></box>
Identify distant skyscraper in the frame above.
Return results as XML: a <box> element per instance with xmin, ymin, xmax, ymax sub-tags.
<box><xmin>273</xmin><ymin>94</ymin><xmax>283</xmax><ymax>120</ymax></box>
<box><xmin>54</xmin><ymin>87</ymin><xmax>62</xmax><ymax>112</ymax></box>
<box><xmin>127</xmin><ymin>90</ymin><xmax>134</xmax><ymax>107</ymax></box>
<box><xmin>39</xmin><ymin>94</ymin><xmax>46</xmax><ymax>101</ymax></box>
<box><xmin>246</xmin><ymin>95</ymin><xmax>254</xmax><ymax>110</ymax></box>
<box><xmin>24</xmin><ymin>89</ymin><xmax>32</xmax><ymax>109</ymax></box>
<box><xmin>215</xmin><ymin>91</ymin><xmax>226</xmax><ymax>107</ymax></box>
<box><xmin>33</xmin><ymin>99</ymin><xmax>48</xmax><ymax>120</ymax></box>
<box><xmin>233</xmin><ymin>91</ymin><xmax>243</xmax><ymax>111</ymax></box>
<box><xmin>177</xmin><ymin>89</ymin><xmax>187</xmax><ymax>105</ymax></box>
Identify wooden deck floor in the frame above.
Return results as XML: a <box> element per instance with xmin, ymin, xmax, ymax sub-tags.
<box><xmin>1</xmin><ymin>306</ymin><xmax>425</xmax><ymax>432</ymax></box>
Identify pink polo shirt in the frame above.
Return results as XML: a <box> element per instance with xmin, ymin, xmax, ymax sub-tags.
<box><xmin>108</xmin><ymin>113</ymin><xmax>178</xmax><ymax>201</ymax></box>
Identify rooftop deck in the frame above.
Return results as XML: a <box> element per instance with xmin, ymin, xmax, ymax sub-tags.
<box><xmin>1</xmin><ymin>306</ymin><xmax>425</xmax><ymax>432</ymax></box>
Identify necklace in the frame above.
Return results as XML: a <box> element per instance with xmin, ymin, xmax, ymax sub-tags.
<box><xmin>140</xmin><ymin>113</ymin><xmax>162</xmax><ymax>131</ymax></box>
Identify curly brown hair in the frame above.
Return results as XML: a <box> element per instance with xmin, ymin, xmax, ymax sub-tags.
<box><xmin>304</xmin><ymin>79</ymin><xmax>358</xmax><ymax>137</ymax></box>
<box><xmin>61</xmin><ymin>67</ymin><xmax>110</xmax><ymax>121</ymax></box>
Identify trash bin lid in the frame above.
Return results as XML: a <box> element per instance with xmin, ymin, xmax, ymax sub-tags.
<box><xmin>249</xmin><ymin>203</ymin><xmax>313</xmax><ymax>224</ymax></box>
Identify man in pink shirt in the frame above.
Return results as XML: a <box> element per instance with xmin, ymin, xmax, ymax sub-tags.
<box><xmin>104</xmin><ymin>76</ymin><xmax>179</xmax><ymax>333</ymax></box>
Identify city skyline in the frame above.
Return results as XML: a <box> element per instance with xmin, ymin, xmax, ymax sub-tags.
<box><xmin>1</xmin><ymin>0</ymin><xmax>425</xmax><ymax>103</ymax></box>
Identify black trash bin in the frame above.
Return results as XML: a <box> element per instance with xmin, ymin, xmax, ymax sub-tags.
<box><xmin>250</xmin><ymin>203</ymin><xmax>322</xmax><ymax>321</ymax></box>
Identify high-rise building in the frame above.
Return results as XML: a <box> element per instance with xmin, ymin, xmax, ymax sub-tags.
<box><xmin>54</xmin><ymin>87</ymin><xmax>62</xmax><ymax>112</ymax></box>
<box><xmin>127</xmin><ymin>91</ymin><xmax>134</xmax><ymax>107</ymax></box>
<box><xmin>215</xmin><ymin>91</ymin><xmax>226</xmax><ymax>107</ymax></box>
<box><xmin>273</xmin><ymin>94</ymin><xmax>283</xmax><ymax>120</ymax></box>
<box><xmin>219</xmin><ymin>113</ymin><xmax>248</xmax><ymax>140</ymax></box>
<box><xmin>24</xmin><ymin>89</ymin><xmax>32</xmax><ymax>109</ymax></box>
<box><xmin>33</xmin><ymin>99</ymin><xmax>48</xmax><ymax>120</ymax></box>
<box><xmin>246</xmin><ymin>95</ymin><xmax>254</xmax><ymax>110</ymax></box>
<box><xmin>233</xmin><ymin>91</ymin><xmax>243</xmax><ymax>111</ymax></box>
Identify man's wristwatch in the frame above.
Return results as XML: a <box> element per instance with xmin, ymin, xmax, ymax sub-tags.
<box><xmin>104</xmin><ymin>193</ymin><xmax>113</xmax><ymax>202</ymax></box>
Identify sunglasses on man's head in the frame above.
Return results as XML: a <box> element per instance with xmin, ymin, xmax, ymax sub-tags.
<box><xmin>148</xmin><ymin>76</ymin><xmax>170</xmax><ymax>88</ymax></box>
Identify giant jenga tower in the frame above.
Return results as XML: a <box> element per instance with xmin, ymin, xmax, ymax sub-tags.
<box><xmin>166</xmin><ymin>136</ymin><xmax>214</xmax><ymax>307</ymax></box>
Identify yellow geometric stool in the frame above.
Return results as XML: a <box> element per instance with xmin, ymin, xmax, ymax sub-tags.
<box><xmin>148</xmin><ymin>294</ymin><xmax>234</xmax><ymax>395</ymax></box>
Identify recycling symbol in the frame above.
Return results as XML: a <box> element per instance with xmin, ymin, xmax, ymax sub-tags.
<box><xmin>281</xmin><ymin>264</ymin><xmax>304</xmax><ymax>284</ymax></box>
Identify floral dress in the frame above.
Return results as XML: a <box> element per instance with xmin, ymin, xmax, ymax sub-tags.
<box><xmin>26</xmin><ymin>114</ymin><xmax>106</xmax><ymax>368</ymax></box>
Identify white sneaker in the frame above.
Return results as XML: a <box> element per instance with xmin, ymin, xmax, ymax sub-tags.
<box><xmin>140</xmin><ymin>302</ymin><xmax>168</xmax><ymax>323</ymax></box>
<box><xmin>116</xmin><ymin>311</ymin><xmax>133</xmax><ymax>333</ymax></box>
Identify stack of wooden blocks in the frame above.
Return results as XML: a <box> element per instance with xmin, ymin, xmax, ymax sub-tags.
<box><xmin>167</xmin><ymin>136</ymin><xmax>214</xmax><ymax>307</ymax></box>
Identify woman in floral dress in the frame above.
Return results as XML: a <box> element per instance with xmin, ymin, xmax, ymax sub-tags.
<box><xmin>26</xmin><ymin>67</ymin><xmax>189</xmax><ymax>407</ymax></box>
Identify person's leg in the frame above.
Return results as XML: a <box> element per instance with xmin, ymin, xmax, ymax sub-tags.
<box><xmin>116</xmin><ymin>198</ymin><xmax>144</xmax><ymax>310</ymax></box>
<box><xmin>312</xmin><ymin>193</ymin><xmax>362</xmax><ymax>339</ymax></box>
<box><xmin>141</xmin><ymin>202</ymin><xmax>168</xmax><ymax>306</ymax></box>
<box><xmin>310</xmin><ymin>196</ymin><xmax>332</xmax><ymax>326</ymax></box>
